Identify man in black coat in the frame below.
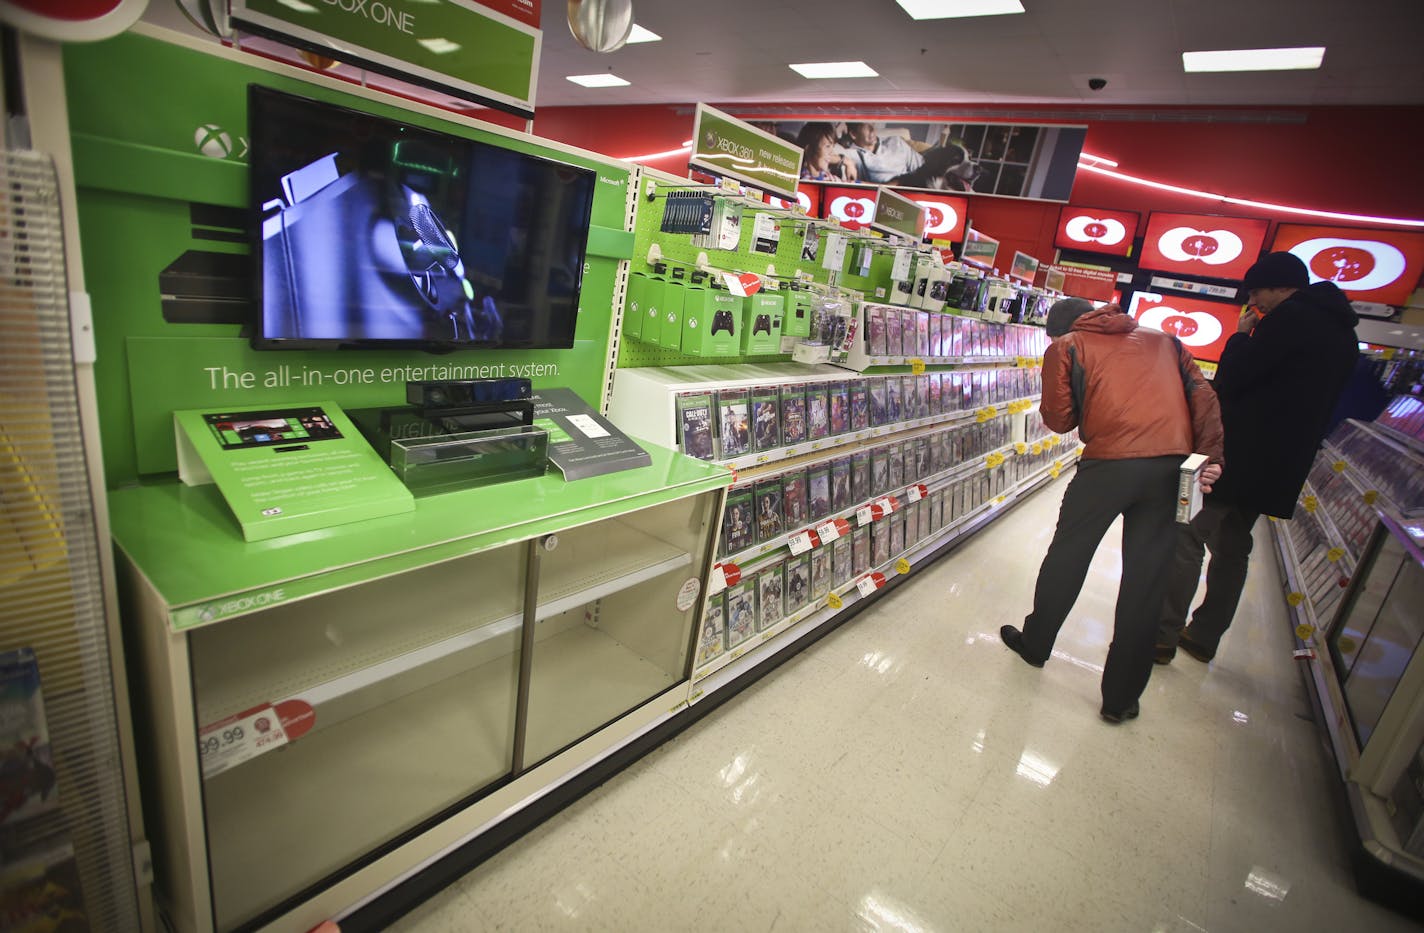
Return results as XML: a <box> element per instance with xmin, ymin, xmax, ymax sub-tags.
<box><xmin>1157</xmin><ymin>251</ymin><xmax>1359</xmax><ymax>663</ymax></box>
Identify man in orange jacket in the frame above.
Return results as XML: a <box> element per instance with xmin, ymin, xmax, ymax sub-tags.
<box><xmin>1000</xmin><ymin>299</ymin><xmax>1224</xmax><ymax>722</ymax></box>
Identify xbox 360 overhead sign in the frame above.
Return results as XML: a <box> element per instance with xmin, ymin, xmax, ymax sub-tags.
<box><xmin>230</xmin><ymin>0</ymin><xmax>541</xmax><ymax>117</ymax></box>
<box><xmin>871</xmin><ymin>188</ymin><xmax>926</xmax><ymax>240</ymax></box>
<box><xmin>689</xmin><ymin>104</ymin><xmax>802</xmax><ymax>201</ymax></box>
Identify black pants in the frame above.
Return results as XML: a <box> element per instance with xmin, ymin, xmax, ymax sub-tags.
<box><xmin>1020</xmin><ymin>457</ymin><xmax>1180</xmax><ymax>713</ymax></box>
<box><xmin>1157</xmin><ymin>498</ymin><xmax>1260</xmax><ymax>656</ymax></box>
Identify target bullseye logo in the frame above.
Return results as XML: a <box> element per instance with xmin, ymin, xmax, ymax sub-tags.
<box><xmin>828</xmin><ymin>194</ymin><xmax>876</xmax><ymax>229</ymax></box>
<box><xmin>1156</xmin><ymin>227</ymin><xmax>1243</xmax><ymax>266</ymax></box>
<box><xmin>898</xmin><ymin>192</ymin><xmax>967</xmax><ymax>241</ymax></box>
<box><xmin>1287</xmin><ymin>237</ymin><xmax>1406</xmax><ymax>291</ymax></box>
<box><xmin>1127</xmin><ymin>291</ymin><xmax>1236</xmax><ymax>363</ymax></box>
<box><xmin>1064</xmin><ymin>215</ymin><xmax>1127</xmax><ymax>246</ymax></box>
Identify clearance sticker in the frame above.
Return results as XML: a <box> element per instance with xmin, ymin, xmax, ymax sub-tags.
<box><xmin>1302</xmin><ymin>495</ymin><xmax>1318</xmax><ymax>513</ymax></box>
<box><xmin>1326</xmin><ymin>547</ymin><xmax>1345</xmax><ymax>563</ymax></box>
<box><xmin>827</xmin><ymin>592</ymin><xmax>844</xmax><ymax>610</ymax></box>
<box><xmin>1364</xmin><ymin>490</ymin><xmax>1379</xmax><ymax>505</ymax></box>
<box><xmin>895</xmin><ymin>557</ymin><xmax>911</xmax><ymax>575</ymax></box>
<box><xmin>1287</xmin><ymin>592</ymin><xmax>1305</xmax><ymax>607</ymax></box>
<box><xmin>1295</xmin><ymin>622</ymin><xmax>1315</xmax><ymax>641</ymax></box>
<box><xmin>910</xmin><ymin>358</ymin><xmax>926</xmax><ymax>375</ymax></box>
<box><xmin>1332</xmin><ymin>461</ymin><xmax>1346</xmax><ymax>473</ymax></box>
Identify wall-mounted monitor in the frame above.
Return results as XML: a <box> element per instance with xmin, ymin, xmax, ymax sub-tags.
<box><xmin>893</xmin><ymin>190</ymin><xmax>968</xmax><ymax>242</ymax></box>
<box><xmin>249</xmin><ymin>85</ymin><xmax>597</xmax><ymax>351</ymax></box>
<box><xmin>1054</xmin><ymin>205</ymin><xmax>1140</xmax><ymax>257</ymax></box>
<box><xmin>821</xmin><ymin>185</ymin><xmax>878</xmax><ymax>230</ymax></box>
<box><xmin>1126</xmin><ymin>291</ymin><xmax>1240</xmax><ymax>363</ymax></box>
<box><xmin>1137</xmin><ymin>211</ymin><xmax>1269</xmax><ymax>281</ymax></box>
<box><xmin>1270</xmin><ymin>223</ymin><xmax>1424</xmax><ymax>306</ymax></box>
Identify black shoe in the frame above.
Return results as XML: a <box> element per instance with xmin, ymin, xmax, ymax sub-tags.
<box><xmin>1100</xmin><ymin>701</ymin><xmax>1140</xmax><ymax>724</ymax></box>
<box><xmin>1000</xmin><ymin>625</ymin><xmax>1046</xmax><ymax>668</ymax></box>
<box><xmin>1153</xmin><ymin>644</ymin><xmax>1175</xmax><ymax>665</ymax></box>
<box><xmin>1179</xmin><ymin>632</ymin><xmax>1215</xmax><ymax>663</ymax></box>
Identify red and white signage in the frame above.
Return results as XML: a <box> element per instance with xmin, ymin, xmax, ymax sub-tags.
<box><xmin>1271</xmin><ymin>223</ymin><xmax>1424</xmax><ymax>307</ymax></box>
<box><xmin>891</xmin><ymin>190</ymin><xmax>968</xmax><ymax>241</ymax></box>
<box><xmin>822</xmin><ymin>186</ymin><xmax>878</xmax><ymax>230</ymax></box>
<box><xmin>0</xmin><ymin>0</ymin><xmax>149</xmax><ymax>40</ymax></box>
<box><xmin>1054</xmin><ymin>206</ymin><xmax>1140</xmax><ymax>257</ymax></box>
<box><xmin>766</xmin><ymin>183</ymin><xmax>822</xmax><ymax>216</ymax></box>
<box><xmin>1127</xmin><ymin>292</ymin><xmax>1240</xmax><ymax>363</ymax></box>
<box><xmin>1139</xmin><ymin>212</ymin><xmax>1269</xmax><ymax>281</ymax></box>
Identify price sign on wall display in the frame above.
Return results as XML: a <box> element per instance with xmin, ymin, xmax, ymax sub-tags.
<box><xmin>1138</xmin><ymin>211</ymin><xmax>1270</xmax><ymax>281</ymax></box>
<box><xmin>1126</xmin><ymin>292</ymin><xmax>1241</xmax><ymax>363</ymax></box>
<box><xmin>1053</xmin><ymin>205</ymin><xmax>1141</xmax><ymax>258</ymax></box>
<box><xmin>961</xmin><ymin>226</ymin><xmax>999</xmax><ymax>268</ymax></box>
<box><xmin>1270</xmin><ymin>223</ymin><xmax>1424</xmax><ymax>306</ymax></box>
<box><xmin>891</xmin><ymin>190</ymin><xmax>968</xmax><ymax>242</ymax></box>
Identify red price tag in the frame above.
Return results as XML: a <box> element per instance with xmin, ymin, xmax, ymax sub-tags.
<box><xmin>721</xmin><ymin>562</ymin><xmax>742</xmax><ymax>586</ymax></box>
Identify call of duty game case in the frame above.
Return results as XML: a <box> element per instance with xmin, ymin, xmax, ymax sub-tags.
<box><xmin>676</xmin><ymin>392</ymin><xmax>716</xmax><ymax>461</ymax></box>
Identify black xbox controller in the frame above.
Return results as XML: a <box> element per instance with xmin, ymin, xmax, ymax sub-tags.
<box><xmin>752</xmin><ymin>313</ymin><xmax>772</xmax><ymax>336</ymax></box>
<box><xmin>710</xmin><ymin>309</ymin><xmax>736</xmax><ymax>336</ymax></box>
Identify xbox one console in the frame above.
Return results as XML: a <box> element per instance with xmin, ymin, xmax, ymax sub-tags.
<box><xmin>406</xmin><ymin>378</ymin><xmax>532</xmax><ymax>409</ymax></box>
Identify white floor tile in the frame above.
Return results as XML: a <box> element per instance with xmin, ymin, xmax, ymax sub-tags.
<box><xmin>391</xmin><ymin>474</ymin><xmax>1420</xmax><ymax>932</ymax></box>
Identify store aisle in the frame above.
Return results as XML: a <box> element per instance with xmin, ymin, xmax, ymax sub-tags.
<box><xmin>391</xmin><ymin>476</ymin><xmax>1415</xmax><ymax>933</ymax></box>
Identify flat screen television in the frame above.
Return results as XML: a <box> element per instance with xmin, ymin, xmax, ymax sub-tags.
<box><xmin>249</xmin><ymin>85</ymin><xmax>597</xmax><ymax>350</ymax></box>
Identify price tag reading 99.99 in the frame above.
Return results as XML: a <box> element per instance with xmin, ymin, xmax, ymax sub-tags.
<box><xmin>198</xmin><ymin>704</ymin><xmax>292</xmax><ymax>780</ymax></box>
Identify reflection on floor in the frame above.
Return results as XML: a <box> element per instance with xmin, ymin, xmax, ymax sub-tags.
<box><xmin>391</xmin><ymin>476</ymin><xmax>1416</xmax><ymax>932</ymax></box>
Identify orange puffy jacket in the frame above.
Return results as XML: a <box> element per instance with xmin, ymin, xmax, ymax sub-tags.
<box><xmin>1040</xmin><ymin>305</ymin><xmax>1224</xmax><ymax>464</ymax></box>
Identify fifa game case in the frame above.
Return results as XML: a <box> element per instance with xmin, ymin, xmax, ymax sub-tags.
<box><xmin>676</xmin><ymin>392</ymin><xmax>716</xmax><ymax>461</ymax></box>
<box><xmin>725</xmin><ymin>579</ymin><xmax>757</xmax><ymax>649</ymax></box>
<box><xmin>785</xmin><ymin>554</ymin><xmax>811</xmax><ymax>614</ymax></box>
<box><xmin>755</xmin><ymin>477</ymin><xmax>784</xmax><ymax>543</ymax></box>
<box><xmin>832</xmin><ymin>535</ymin><xmax>852</xmax><ymax>588</ymax></box>
<box><xmin>852</xmin><ymin>525</ymin><xmax>870</xmax><ymax>576</ymax></box>
<box><xmin>850</xmin><ymin>381</ymin><xmax>869</xmax><ymax>431</ymax></box>
<box><xmin>780</xmin><ymin>383</ymin><xmax>807</xmax><ymax>445</ymax></box>
<box><xmin>717</xmin><ymin>388</ymin><xmax>751</xmax><ymax>458</ymax></box>
<box><xmin>808</xmin><ymin>464</ymin><xmax>831</xmax><ymax>521</ymax></box>
<box><xmin>828</xmin><ymin>381</ymin><xmax>850</xmax><ymax>435</ymax></box>
<box><xmin>781</xmin><ymin>468</ymin><xmax>808</xmax><ymax>527</ymax></box>
<box><xmin>884</xmin><ymin>308</ymin><xmax>903</xmax><ymax>358</ymax></box>
<box><xmin>851</xmin><ymin>451</ymin><xmax>871</xmax><ymax>503</ymax></box>
<box><xmin>722</xmin><ymin>485</ymin><xmax>754</xmax><ymax>556</ymax></box>
<box><xmin>831</xmin><ymin>456</ymin><xmax>853</xmax><ymax>512</ymax></box>
<box><xmin>868</xmin><ymin>377</ymin><xmax>887</xmax><ymax>426</ymax></box>
<box><xmin>810</xmin><ymin>547</ymin><xmax>831</xmax><ymax>600</ymax></box>
<box><xmin>866</xmin><ymin>305</ymin><xmax>887</xmax><ymax>356</ymax></box>
<box><xmin>806</xmin><ymin>384</ymin><xmax>830</xmax><ymax>441</ymax></box>
<box><xmin>696</xmin><ymin>593</ymin><xmax>726</xmax><ymax>666</ymax></box>
<box><xmin>757</xmin><ymin>562</ymin><xmax>785</xmax><ymax>631</ymax></box>
<box><xmin>751</xmin><ymin>386</ymin><xmax>782</xmax><ymax>452</ymax></box>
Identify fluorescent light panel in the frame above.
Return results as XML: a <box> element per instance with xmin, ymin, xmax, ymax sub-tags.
<box><xmin>1182</xmin><ymin>47</ymin><xmax>1325</xmax><ymax>72</ymax></box>
<box><xmin>566</xmin><ymin>73</ymin><xmax>630</xmax><ymax>87</ymax></box>
<box><xmin>895</xmin><ymin>0</ymin><xmax>1025</xmax><ymax>18</ymax></box>
<box><xmin>789</xmin><ymin>61</ymin><xmax>879</xmax><ymax>79</ymax></box>
<box><xmin>626</xmin><ymin>24</ymin><xmax>661</xmax><ymax>43</ymax></box>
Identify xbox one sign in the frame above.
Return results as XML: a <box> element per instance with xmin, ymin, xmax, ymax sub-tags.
<box><xmin>195</xmin><ymin>124</ymin><xmax>248</xmax><ymax>161</ymax></box>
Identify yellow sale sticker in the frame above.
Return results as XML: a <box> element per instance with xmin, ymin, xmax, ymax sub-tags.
<box><xmin>827</xmin><ymin>592</ymin><xmax>843</xmax><ymax>610</ymax></box>
<box><xmin>910</xmin><ymin>358</ymin><xmax>926</xmax><ymax>375</ymax></box>
<box><xmin>1364</xmin><ymin>490</ymin><xmax>1378</xmax><ymax>505</ymax></box>
<box><xmin>1332</xmin><ymin>460</ymin><xmax>1346</xmax><ymax>473</ymax></box>
<box><xmin>1287</xmin><ymin>592</ymin><xmax>1304</xmax><ymax>607</ymax></box>
<box><xmin>1295</xmin><ymin>622</ymin><xmax>1315</xmax><ymax>641</ymax></box>
<box><xmin>895</xmin><ymin>558</ymin><xmax>911</xmax><ymax>575</ymax></box>
<box><xmin>1032</xmin><ymin>442</ymin><xmax>1043</xmax><ymax>455</ymax></box>
<box><xmin>1015</xmin><ymin>442</ymin><xmax>1027</xmax><ymax>455</ymax></box>
<box><xmin>1302</xmin><ymin>495</ymin><xmax>1317</xmax><ymax>513</ymax></box>
<box><xmin>1326</xmin><ymin>547</ymin><xmax>1344</xmax><ymax>563</ymax></box>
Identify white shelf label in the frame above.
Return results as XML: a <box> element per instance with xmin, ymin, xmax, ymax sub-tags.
<box><xmin>856</xmin><ymin>506</ymin><xmax>875</xmax><ymax>526</ymax></box>
<box><xmin>199</xmin><ymin>704</ymin><xmax>292</xmax><ymax>779</ymax></box>
<box><xmin>788</xmin><ymin>531</ymin><xmax>814</xmax><ymax>555</ymax></box>
<box><xmin>815</xmin><ymin>521</ymin><xmax>841</xmax><ymax>543</ymax></box>
<box><xmin>565</xmin><ymin>413</ymin><xmax>610</xmax><ymax>438</ymax></box>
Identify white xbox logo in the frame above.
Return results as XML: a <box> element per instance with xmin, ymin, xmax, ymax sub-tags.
<box><xmin>194</xmin><ymin>124</ymin><xmax>249</xmax><ymax>160</ymax></box>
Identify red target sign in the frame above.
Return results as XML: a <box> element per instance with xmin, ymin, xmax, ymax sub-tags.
<box><xmin>1139</xmin><ymin>212</ymin><xmax>1269</xmax><ymax>281</ymax></box>
<box><xmin>891</xmin><ymin>190</ymin><xmax>968</xmax><ymax>241</ymax></box>
<box><xmin>1126</xmin><ymin>292</ymin><xmax>1240</xmax><ymax>363</ymax></box>
<box><xmin>1053</xmin><ymin>205</ymin><xmax>1140</xmax><ymax>257</ymax></box>
<box><xmin>823</xmin><ymin>186</ymin><xmax>878</xmax><ymax>230</ymax></box>
<box><xmin>1271</xmin><ymin>223</ymin><xmax>1424</xmax><ymax>306</ymax></box>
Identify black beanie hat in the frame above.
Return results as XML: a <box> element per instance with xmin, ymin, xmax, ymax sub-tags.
<box><xmin>1242</xmin><ymin>251</ymin><xmax>1309</xmax><ymax>290</ymax></box>
<box><xmin>1045</xmin><ymin>297</ymin><xmax>1095</xmax><ymax>337</ymax></box>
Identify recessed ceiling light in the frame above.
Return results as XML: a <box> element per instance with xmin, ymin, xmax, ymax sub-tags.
<box><xmin>789</xmin><ymin>61</ymin><xmax>879</xmax><ymax>79</ymax></box>
<box><xmin>895</xmin><ymin>0</ymin><xmax>1025</xmax><ymax>19</ymax></box>
<box><xmin>566</xmin><ymin>73</ymin><xmax>631</xmax><ymax>88</ymax></box>
<box><xmin>626</xmin><ymin>24</ymin><xmax>661</xmax><ymax>43</ymax></box>
<box><xmin>1182</xmin><ymin>47</ymin><xmax>1325</xmax><ymax>72</ymax></box>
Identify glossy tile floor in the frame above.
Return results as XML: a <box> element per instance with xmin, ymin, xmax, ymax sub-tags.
<box><xmin>391</xmin><ymin>476</ymin><xmax>1419</xmax><ymax>932</ymax></box>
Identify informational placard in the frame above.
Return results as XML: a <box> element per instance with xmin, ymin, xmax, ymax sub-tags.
<box><xmin>1009</xmin><ymin>251</ymin><xmax>1040</xmax><ymax>282</ymax></box>
<box><xmin>229</xmin><ymin>0</ymin><xmax>541</xmax><ymax>117</ymax></box>
<box><xmin>531</xmin><ymin>387</ymin><xmax>651</xmax><ymax>479</ymax></box>
<box><xmin>1149</xmin><ymin>276</ymin><xmax>1239</xmax><ymax>299</ymax></box>
<box><xmin>1044</xmin><ymin>266</ymin><xmax>1066</xmax><ymax>293</ymax></box>
<box><xmin>690</xmin><ymin>104</ymin><xmax>802</xmax><ymax>201</ymax></box>
<box><xmin>871</xmin><ymin>188</ymin><xmax>927</xmax><ymax>240</ymax></box>
<box><xmin>961</xmin><ymin>226</ymin><xmax>999</xmax><ymax>268</ymax></box>
<box><xmin>175</xmin><ymin>401</ymin><xmax>415</xmax><ymax>542</ymax></box>
<box><xmin>1057</xmin><ymin>262</ymin><xmax>1117</xmax><ymax>301</ymax></box>
<box><xmin>893</xmin><ymin>190</ymin><xmax>967</xmax><ymax>242</ymax></box>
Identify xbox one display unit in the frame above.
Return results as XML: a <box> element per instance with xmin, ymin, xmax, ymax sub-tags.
<box><xmin>406</xmin><ymin>377</ymin><xmax>532</xmax><ymax>409</ymax></box>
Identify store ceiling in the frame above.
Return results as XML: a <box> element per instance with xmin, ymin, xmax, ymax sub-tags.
<box><xmin>535</xmin><ymin>0</ymin><xmax>1424</xmax><ymax>109</ymax></box>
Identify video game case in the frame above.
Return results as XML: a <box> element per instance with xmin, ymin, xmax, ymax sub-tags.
<box><xmin>1177</xmin><ymin>453</ymin><xmax>1209</xmax><ymax>523</ymax></box>
<box><xmin>785</xmin><ymin>554</ymin><xmax>811</xmax><ymax>614</ymax></box>
<box><xmin>0</xmin><ymin>648</ymin><xmax>59</xmax><ymax>828</ymax></box>
<box><xmin>916</xmin><ymin>311</ymin><xmax>931</xmax><ymax>357</ymax></box>
<box><xmin>831</xmin><ymin>457</ymin><xmax>853</xmax><ymax>512</ymax></box>
<box><xmin>927</xmin><ymin>372</ymin><xmax>942</xmax><ymax>415</ymax></box>
<box><xmin>868</xmin><ymin>377</ymin><xmax>888</xmax><ymax>426</ymax></box>
<box><xmin>851</xmin><ymin>451</ymin><xmax>871</xmax><ymax>503</ymax></box>
<box><xmin>810</xmin><ymin>547</ymin><xmax>831</xmax><ymax>600</ymax></box>
<box><xmin>871</xmin><ymin>516</ymin><xmax>891</xmax><ymax>567</ymax></box>
<box><xmin>917</xmin><ymin>375</ymin><xmax>932</xmax><ymax>419</ymax></box>
<box><xmin>850</xmin><ymin>381</ymin><xmax>870</xmax><ymax>432</ymax></box>
<box><xmin>782</xmin><ymin>468</ymin><xmax>809</xmax><ymax>527</ymax></box>
<box><xmin>888</xmin><ymin>443</ymin><xmax>905</xmax><ymax>489</ymax></box>
<box><xmin>884</xmin><ymin>307</ymin><xmax>904</xmax><ymax>358</ymax></box>
<box><xmin>716</xmin><ymin>387</ymin><xmax>751</xmax><ymax>459</ymax></box>
<box><xmin>754</xmin><ymin>477</ymin><xmax>784</xmax><ymax>543</ymax></box>
<box><xmin>722</xmin><ymin>484</ymin><xmax>755</xmax><ymax>556</ymax></box>
<box><xmin>780</xmin><ymin>383</ymin><xmax>808</xmax><ymax>446</ymax></box>
<box><xmin>696</xmin><ymin>593</ymin><xmax>726</xmax><ymax>666</ymax></box>
<box><xmin>757</xmin><ymin>562</ymin><xmax>785</xmax><ymax>631</ymax></box>
<box><xmin>903</xmin><ymin>375</ymin><xmax>920</xmax><ymax>422</ymax></box>
<box><xmin>867</xmin><ymin>305</ymin><xmax>887</xmax><ymax>356</ymax></box>
<box><xmin>871</xmin><ymin>446</ymin><xmax>890</xmax><ymax>495</ymax></box>
<box><xmin>929</xmin><ymin>314</ymin><xmax>944</xmax><ymax>357</ymax></box>
<box><xmin>806</xmin><ymin>384</ymin><xmax>830</xmax><ymax>441</ymax></box>
<box><xmin>852</xmin><ymin>525</ymin><xmax>870</xmax><ymax>576</ymax></box>
<box><xmin>914</xmin><ymin>437</ymin><xmax>931</xmax><ymax>482</ymax></box>
<box><xmin>808</xmin><ymin>464</ymin><xmax>832</xmax><ymax>521</ymax></box>
<box><xmin>725</xmin><ymin>579</ymin><xmax>758</xmax><ymax>649</ymax></box>
<box><xmin>828</xmin><ymin>381</ymin><xmax>850</xmax><ymax>435</ymax></box>
<box><xmin>889</xmin><ymin>510</ymin><xmax>906</xmax><ymax>557</ymax></box>
<box><xmin>751</xmin><ymin>386</ymin><xmax>782</xmax><ymax>453</ymax></box>
<box><xmin>676</xmin><ymin>392</ymin><xmax>716</xmax><ymax>461</ymax></box>
<box><xmin>832</xmin><ymin>535</ymin><xmax>853</xmax><ymax>588</ymax></box>
<box><xmin>885</xmin><ymin>376</ymin><xmax>903</xmax><ymax>423</ymax></box>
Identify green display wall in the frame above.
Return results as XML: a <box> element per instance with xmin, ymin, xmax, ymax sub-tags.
<box><xmin>63</xmin><ymin>32</ymin><xmax>634</xmax><ymax>484</ymax></box>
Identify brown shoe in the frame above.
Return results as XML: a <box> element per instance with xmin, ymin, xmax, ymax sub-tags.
<box><xmin>1153</xmin><ymin>644</ymin><xmax>1175</xmax><ymax>665</ymax></box>
<box><xmin>1179</xmin><ymin>632</ymin><xmax>1214</xmax><ymax>663</ymax></box>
